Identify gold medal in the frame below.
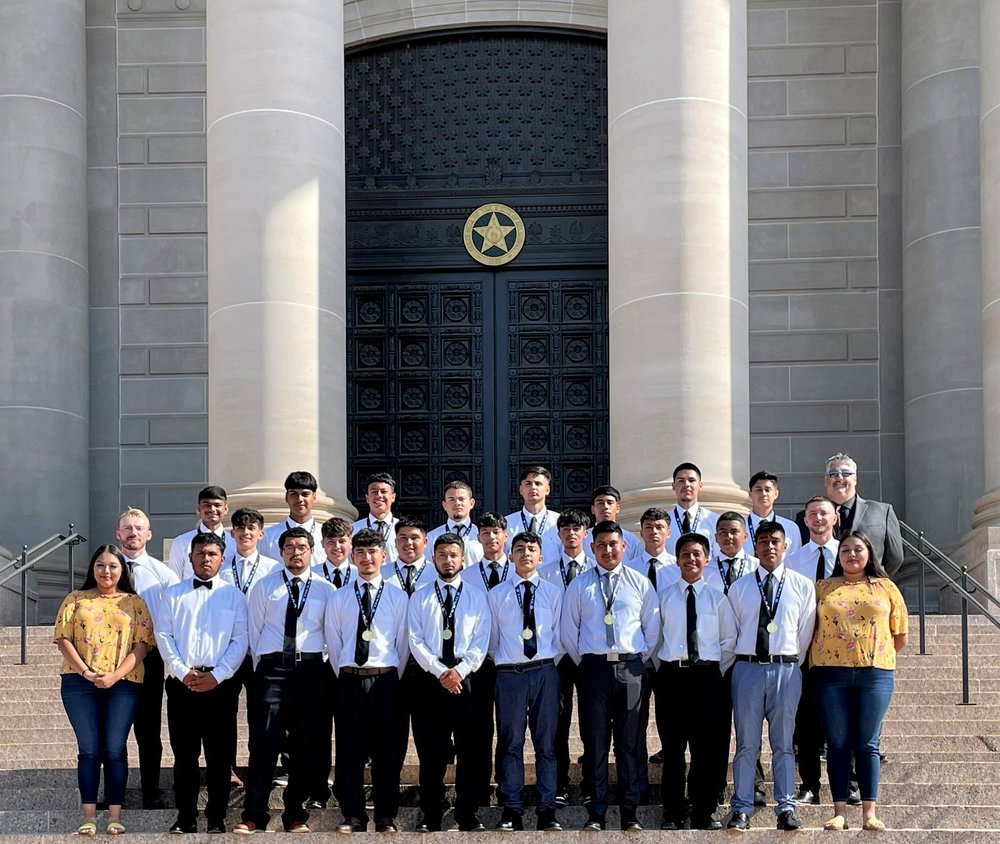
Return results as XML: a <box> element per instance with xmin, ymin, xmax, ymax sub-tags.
<box><xmin>604</xmin><ymin>612</ymin><xmax>615</xmax><ymax>625</ymax></box>
<box><xmin>521</xmin><ymin>628</ymin><xmax>534</xmax><ymax>640</ymax></box>
<box><xmin>361</xmin><ymin>629</ymin><xmax>373</xmax><ymax>642</ymax></box>
<box><xmin>766</xmin><ymin>621</ymin><xmax>778</xmax><ymax>634</ymax></box>
<box><xmin>442</xmin><ymin>629</ymin><xmax>453</xmax><ymax>640</ymax></box>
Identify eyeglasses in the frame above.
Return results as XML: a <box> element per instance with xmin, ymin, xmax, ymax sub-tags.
<box><xmin>826</xmin><ymin>470</ymin><xmax>855</xmax><ymax>479</ymax></box>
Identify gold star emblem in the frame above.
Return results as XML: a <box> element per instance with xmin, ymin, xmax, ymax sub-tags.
<box><xmin>473</xmin><ymin>212</ymin><xmax>516</xmax><ymax>254</ymax></box>
<box><xmin>463</xmin><ymin>203</ymin><xmax>526</xmax><ymax>266</ymax></box>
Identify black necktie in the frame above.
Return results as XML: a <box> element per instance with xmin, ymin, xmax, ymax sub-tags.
<box><xmin>528</xmin><ymin>515</ymin><xmax>538</xmax><ymax>534</ymax></box>
<box><xmin>333</xmin><ymin>568</ymin><xmax>344</xmax><ymax>589</ymax></box>
<box><xmin>755</xmin><ymin>573</ymin><xmax>773</xmax><ymax>659</ymax></box>
<box><xmin>815</xmin><ymin>547</ymin><xmax>827</xmax><ymax>581</ymax></box>
<box><xmin>837</xmin><ymin>505</ymin><xmax>851</xmax><ymax>538</ymax></box>
<box><xmin>193</xmin><ymin>578</ymin><xmax>212</xmax><ymax>590</ymax></box>
<box><xmin>724</xmin><ymin>559</ymin><xmax>736</xmax><ymax>587</ymax></box>
<box><xmin>488</xmin><ymin>561</ymin><xmax>501</xmax><ymax>589</ymax></box>
<box><xmin>566</xmin><ymin>559</ymin><xmax>579</xmax><ymax>585</ymax></box>
<box><xmin>355</xmin><ymin>583</ymin><xmax>371</xmax><ymax>666</ymax></box>
<box><xmin>442</xmin><ymin>586</ymin><xmax>457</xmax><ymax>667</ymax></box>
<box><xmin>682</xmin><ymin>511</ymin><xmax>692</xmax><ymax>534</ymax></box>
<box><xmin>647</xmin><ymin>558</ymin><xmax>658</xmax><ymax>591</ymax></box>
<box><xmin>522</xmin><ymin>581</ymin><xmax>537</xmax><ymax>659</ymax></box>
<box><xmin>404</xmin><ymin>565</ymin><xmax>414</xmax><ymax>596</ymax></box>
<box><xmin>375</xmin><ymin>520</ymin><xmax>386</xmax><ymax>539</ymax></box>
<box><xmin>282</xmin><ymin>576</ymin><xmax>300</xmax><ymax>669</ymax></box>
<box><xmin>686</xmin><ymin>584</ymin><xmax>700</xmax><ymax>662</ymax></box>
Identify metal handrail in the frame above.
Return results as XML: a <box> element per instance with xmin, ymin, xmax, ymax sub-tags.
<box><xmin>0</xmin><ymin>525</ymin><xmax>86</xmax><ymax>664</ymax></box>
<box><xmin>900</xmin><ymin>521</ymin><xmax>1000</xmax><ymax>704</ymax></box>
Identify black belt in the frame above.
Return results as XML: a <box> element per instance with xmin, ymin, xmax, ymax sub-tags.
<box><xmin>496</xmin><ymin>658</ymin><xmax>556</xmax><ymax>672</ymax></box>
<box><xmin>583</xmin><ymin>652</ymin><xmax>643</xmax><ymax>663</ymax></box>
<box><xmin>341</xmin><ymin>665</ymin><xmax>394</xmax><ymax>677</ymax></box>
<box><xmin>661</xmin><ymin>659</ymin><xmax>719</xmax><ymax>668</ymax></box>
<box><xmin>736</xmin><ymin>654</ymin><xmax>799</xmax><ymax>664</ymax></box>
<box><xmin>191</xmin><ymin>665</ymin><xmax>214</xmax><ymax>672</ymax></box>
<box><xmin>259</xmin><ymin>652</ymin><xmax>324</xmax><ymax>664</ymax></box>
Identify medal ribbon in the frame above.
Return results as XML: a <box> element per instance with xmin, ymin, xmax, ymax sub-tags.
<box><xmin>231</xmin><ymin>554</ymin><xmax>261</xmax><ymax>594</ymax></box>
<box><xmin>673</xmin><ymin>506</ymin><xmax>702</xmax><ymax>535</ymax></box>
<box><xmin>755</xmin><ymin>569</ymin><xmax>786</xmax><ymax>624</ymax></box>
<box><xmin>354</xmin><ymin>580</ymin><xmax>385</xmax><ymax>634</ymax></box>
<box><xmin>282</xmin><ymin>571</ymin><xmax>313</xmax><ymax>618</ymax></box>
<box><xmin>597</xmin><ymin>567</ymin><xmax>621</xmax><ymax>616</ymax></box>
<box><xmin>480</xmin><ymin>558</ymin><xmax>509</xmax><ymax>590</ymax></box>
<box><xmin>434</xmin><ymin>581</ymin><xmax>463</xmax><ymax>631</ymax></box>
<box><xmin>395</xmin><ymin>561</ymin><xmax>426</xmax><ymax>591</ymax></box>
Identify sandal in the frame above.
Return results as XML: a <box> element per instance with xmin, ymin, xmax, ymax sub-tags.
<box><xmin>823</xmin><ymin>816</ymin><xmax>848</xmax><ymax>831</ymax></box>
<box><xmin>863</xmin><ymin>817</ymin><xmax>886</xmax><ymax>832</ymax></box>
<box><xmin>75</xmin><ymin>821</ymin><xmax>97</xmax><ymax>836</ymax></box>
<box><xmin>106</xmin><ymin>821</ymin><xmax>126</xmax><ymax>836</ymax></box>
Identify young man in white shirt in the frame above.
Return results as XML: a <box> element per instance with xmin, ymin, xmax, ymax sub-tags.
<box><xmin>588</xmin><ymin>485</ymin><xmax>643</xmax><ymax>562</ymax></box>
<box><xmin>116</xmin><ymin>507</ymin><xmax>179</xmax><ymax>808</ymax></box>
<box><xmin>352</xmin><ymin>472</ymin><xmax>400</xmax><ymax>562</ymax></box>
<box><xmin>704</xmin><ymin>512</ymin><xmax>759</xmax><ymax>596</ymax></box>
<box><xmin>261</xmin><ymin>471</ymin><xmax>325</xmax><ymax>565</ymax></box>
<box><xmin>666</xmin><ymin>463</ymin><xmax>719</xmax><ymax>556</ymax></box>
<box><xmin>743</xmin><ymin>471</ymin><xmax>802</xmax><ymax>558</ymax></box>
<box><xmin>505</xmin><ymin>465</ymin><xmax>561</xmax><ymax>564</ymax></box>
<box><xmin>158</xmin><ymin>533</ymin><xmax>249</xmax><ymax>834</ymax></box>
<box><xmin>314</xmin><ymin>516</ymin><xmax>357</xmax><ymax>588</ymax></box>
<box><xmin>167</xmin><ymin>485</ymin><xmax>230</xmax><ymax>580</ymax></box>
<box><xmin>426</xmin><ymin>480</ymin><xmax>483</xmax><ymax>565</ymax></box>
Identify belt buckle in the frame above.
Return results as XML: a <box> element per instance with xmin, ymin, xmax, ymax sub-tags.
<box><xmin>295</xmin><ymin>651</ymin><xmax>303</xmax><ymax>663</ymax></box>
<box><xmin>607</xmin><ymin>652</ymin><xmax>620</xmax><ymax>662</ymax></box>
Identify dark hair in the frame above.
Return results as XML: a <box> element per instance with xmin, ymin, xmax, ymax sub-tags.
<box><xmin>365</xmin><ymin>472</ymin><xmax>396</xmax><ymax>491</ymax></box>
<box><xmin>510</xmin><ymin>530</ymin><xmax>542</xmax><ymax>551</ymax></box>
<box><xmin>278</xmin><ymin>526</ymin><xmax>314</xmax><ymax>550</ymax></box>
<box><xmin>198</xmin><ymin>485</ymin><xmax>228</xmax><ymax>502</ymax></box>
<box><xmin>230</xmin><ymin>507</ymin><xmax>264</xmax><ymax>529</ymax></box>
<box><xmin>478</xmin><ymin>511</ymin><xmax>507</xmax><ymax>530</ymax></box>
<box><xmin>716</xmin><ymin>511</ymin><xmax>747</xmax><ymax>526</ymax></box>
<box><xmin>442</xmin><ymin>480</ymin><xmax>474</xmax><ymax>497</ymax></box>
<box><xmin>81</xmin><ymin>545</ymin><xmax>137</xmax><ymax>594</ymax></box>
<box><xmin>395</xmin><ymin>515</ymin><xmax>427</xmax><ymax>535</ymax></box>
<box><xmin>284</xmin><ymin>471</ymin><xmax>318</xmax><ymax>492</ymax></box>
<box><xmin>590</xmin><ymin>485</ymin><xmax>621</xmax><ymax>504</ymax></box>
<box><xmin>675</xmin><ymin>532</ymin><xmax>710</xmax><ymax>556</ymax></box>
<box><xmin>557</xmin><ymin>509</ymin><xmax>590</xmax><ymax>529</ymax></box>
<box><xmin>352</xmin><ymin>528</ymin><xmax>386</xmax><ymax>550</ymax></box>
<box><xmin>191</xmin><ymin>532</ymin><xmax>226</xmax><ymax>554</ymax></box>
<box><xmin>592</xmin><ymin>519</ymin><xmax>623</xmax><ymax>539</ymax></box>
<box><xmin>321</xmin><ymin>517</ymin><xmax>353</xmax><ymax>539</ymax></box>
<box><xmin>749</xmin><ymin>471</ymin><xmax>779</xmax><ymax>488</ymax></box>
<box><xmin>753</xmin><ymin>520</ymin><xmax>786</xmax><ymax>544</ymax></box>
<box><xmin>519</xmin><ymin>466</ymin><xmax>551</xmax><ymax>483</ymax></box>
<box><xmin>831</xmin><ymin>530</ymin><xmax>889</xmax><ymax>579</ymax></box>
<box><xmin>434</xmin><ymin>532</ymin><xmax>465</xmax><ymax>551</ymax></box>
<box><xmin>804</xmin><ymin>495</ymin><xmax>835</xmax><ymax>511</ymax></box>
<box><xmin>672</xmin><ymin>462</ymin><xmax>702</xmax><ymax>480</ymax></box>
<box><xmin>640</xmin><ymin>507</ymin><xmax>671</xmax><ymax>525</ymax></box>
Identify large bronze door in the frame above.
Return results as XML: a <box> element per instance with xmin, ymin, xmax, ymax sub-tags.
<box><xmin>347</xmin><ymin>268</ymin><xmax>609</xmax><ymax>524</ymax></box>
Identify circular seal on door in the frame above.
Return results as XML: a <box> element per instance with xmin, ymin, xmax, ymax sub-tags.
<box><xmin>463</xmin><ymin>203</ymin><xmax>525</xmax><ymax>266</ymax></box>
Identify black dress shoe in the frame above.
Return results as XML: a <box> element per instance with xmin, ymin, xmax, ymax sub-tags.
<box><xmin>727</xmin><ymin>812</ymin><xmax>749</xmax><ymax>831</ymax></box>
<box><xmin>582</xmin><ymin>816</ymin><xmax>605</xmax><ymax>831</ymax></box>
<box><xmin>207</xmin><ymin>822</ymin><xmax>227</xmax><ymax>835</ymax></box>
<box><xmin>754</xmin><ymin>787</ymin><xmax>767</xmax><ymax>807</ymax></box>
<box><xmin>660</xmin><ymin>818</ymin><xmax>682</xmax><ymax>830</ymax></box>
<box><xmin>143</xmin><ymin>797</ymin><xmax>166</xmax><ymax>810</ymax></box>
<box><xmin>337</xmin><ymin>818</ymin><xmax>365</xmax><ymax>834</ymax></box>
<box><xmin>413</xmin><ymin>816</ymin><xmax>441</xmax><ymax>833</ymax></box>
<box><xmin>621</xmin><ymin>815</ymin><xmax>642</xmax><ymax>831</ymax></box>
<box><xmin>796</xmin><ymin>788</ymin><xmax>820</xmax><ymax>805</ymax></box>
<box><xmin>847</xmin><ymin>785</ymin><xmax>862</xmax><ymax>806</ymax></box>
<box><xmin>306</xmin><ymin>799</ymin><xmax>327</xmax><ymax>809</ymax></box>
<box><xmin>777</xmin><ymin>810</ymin><xmax>802</xmax><ymax>831</ymax></box>
<box><xmin>554</xmin><ymin>790</ymin><xmax>569</xmax><ymax>807</ymax></box>
<box><xmin>495</xmin><ymin>810</ymin><xmax>523</xmax><ymax>832</ymax></box>
<box><xmin>692</xmin><ymin>817</ymin><xmax>723</xmax><ymax>831</ymax></box>
<box><xmin>169</xmin><ymin>817</ymin><xmax>198</xmax><ymax>834</ymax></box>
<box><xmin>649</xmin><ymin>749</ymin><xmax>664</xmax><ymax>763</ymax></box>
<box><xmin>537</xmin><ymin>811</ymin><xmax>562</xmax><ymax>832</ymax></box>
<box><xmin>375</xmin><ymin>819</ymin><xmax>398</xmax><ymax>833</ymax></box>
<box><xmin>457</xmin><ymin>816</ymin><xmax>486</xmax><ymax>832</ymax></box>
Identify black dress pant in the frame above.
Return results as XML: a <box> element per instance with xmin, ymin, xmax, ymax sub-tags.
<box><xmin>335</xmin><ymin>669</ymin><xmax>401</xmax><ymax>823</ymax></box>
<box><xmin>394</xmin><ymin>658</ymin><xmax>422</xmax><ymax>766</ymax></box>
<box><xmin>412</xmin><ymin>668</ymin><xmax>481</xmax><ymax>824</ymax></box>
<box><xmin>133</xmin><ymin>647</ymin><xmax>165</xmax><ymax>802</ymax></box>
<box><xmin>555</xmin><ymin>655</ymin><xmax>581</xmax><ymax>794</ymax></box>
<box><xmin>794</xmin><ymin>664</ymin><xmax>824</xmax><ymax>793</ymax></box>
<box><xmin>241</xmin><ymin>656</ymin><xmax>329</xmax><ymax>830</ymax></box>
<box><xmin>165</xmin><ymin>675</ymin><xmax>239</xmax><ymax>826</ymax></box>
<box><xmin>470</xmin><ymin>656</ymin><xmax>499</xmax><ymax>805</ymax></box>
<box><xmin>230</xmin><ymin>655</ymin><xmax>254</xmax><ymax>771</ymax></box>
<box><xmin>576</xmin><ymin>655</ymin><xmax>647</xmax><ymax>819</ymax></box>
<box><xmin>654</xmin><ymin>663</ymin><xmax>725</xmax><ymax>822</ymax></box>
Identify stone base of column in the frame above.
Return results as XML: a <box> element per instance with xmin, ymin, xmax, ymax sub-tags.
<box><xmin>619</xmin><ymin>483</ymin><xmax>749</xmax><ymax>531</ymax></box>
<box><xmin>941</xmin><ymin>524</ymin><xmax>1000</xmax><ymax>614</ymax></box>
<box><xmin>226</xmin><ymin>484</ymin><xmax>358</xmax><ymax>527</ymax></box>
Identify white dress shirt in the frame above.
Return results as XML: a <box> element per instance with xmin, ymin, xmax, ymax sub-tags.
<box><xmin>539</xmin><ymin>553</ymin><xmax>594</xmax><ymax>591</ymax></box>
<box><xmin>726</xmin><ymin>563</ymin><xmax>816</xmax><ymax>662</ymax></box>
<box><xmin>785</xmin><ymin>539</ymin><xmax>839</xmax><ymax>582</ymax></box>
<box><xmin>407</xmin><ymin>574</ymin><xmax>491</xmax><ymax>680</ymax></box>
<box><xmin>352</xmin><ymin>514</ymin><xmax>400</xmax><ymax>562</ymax></box>
<box><xmin>123</xmin><ymin>551</ymin><xmax>179</xmax><ymax>625</ymax></box>
<box><xmin>167</xmin><ymin>523</ymin><xmax>231</xmax><ymax>580</ymax></box>
<box><xmin>156</xmin><ymin>574</ymin><xmax>249</xmax><ymax>683</ymax></box>
<box><xmin>312</xmin><ymin>560</ymin><xmax>359</xmax><ymax>589</ymax></box>
<box><xmin>488</xmin><ymin>573</ymin><xmax>564</xmax><ymax>665</ymax></box>
<box><xmin>560</xmin><ymin>563</ymin><xmax>659</xmax><ymax>663</ymax></box>
<box><xmin>665</xmin><ymin>506</ymin><xmax>719</xmax><ymax>556</ymax></box>
<box><xmin>586</xmin><ymin>526</ymin><xmax>644</xmax><ymax>563</ymax></box>
<box><xmin>324</xmin><ymin>574</ymin><xmax>410</xmax><ymax>674</ymax></box>
<box><xmin>261</xmin><ymin>518</ymin><xmax>325</xmax><ymax>566</ymax></box>
<box><xmin>426</xmin><ymin>522</ymin><xmax>484</xmax><ymax>566</ymax></box>
<box><xmin>380</xmin><ymin>559</ymin><xmax>433</xmax><ymax>595</ymax></box>
<box><xmin>220</xmin><ymin>551</ymin><xmax>281</xmax><ymax>595</ymax></box>
<box><xmin>656</xmin><ymin>577</ymin><xmax>738</xmax><ymax>668</ymax></box>
<box><xmin>626</xmin><ymin>550</ymin><xmax>680</xmax><ymax>594</ymax></box>
<box><xmin>742</xmin><ymin>512</ymin><xmax>802</xmax><ymax>558</ymax></box>
<box><xmin>703</xmin><ymin>552</ymin><xmax>759</xmax><ymax>595</ymax></box>
<box><xmin>462</xmin><ymin>556</ymin><xmax>513</xmax><ymax>594</ymax></box>
<box><xmin>246</xmin><ymin>567</ymin><xmax>337</xmax><ymax>658</ymax></box>
<box><xmin>504</xmin><ymin>508</ymin><xmax>562</xmax><ymax>564</ymax></box>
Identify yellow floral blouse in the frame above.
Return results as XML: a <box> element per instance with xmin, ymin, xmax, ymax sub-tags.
<box><xmin>809</xmin><ymin>577</ymin><xmax>908</xmax><ymax>670</ymax></box>
<box><xmin>53</xmin><ymin>590</ymin><xmax>155</xmax><ymax>683</ymax></box>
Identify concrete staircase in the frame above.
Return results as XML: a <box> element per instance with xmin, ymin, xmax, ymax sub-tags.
<box><xmin>1</xmin><ymin>617</ymin><xmax>998</xmax><ymax>841</ymax></box>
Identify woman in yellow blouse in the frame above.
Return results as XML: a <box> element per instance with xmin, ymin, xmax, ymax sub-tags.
<box><xmin>54</xmin><ymin>545</ymin><xmax>155</xmax><ymax>836</ymax></box>
<box><xmin>809</xmin><ymin>530</ymin><xmax>907</xmax><ymax>832</ymax></box>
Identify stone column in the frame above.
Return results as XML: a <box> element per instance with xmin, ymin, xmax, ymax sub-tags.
<box><xmin>901</xmin><ymin>1</ymin><xmax>982</xmax><ymax>547</ymax></box>
<box><xmin>607</xmin><ymin>1</ymin><xmax>750</xmax><ymax>520</ymax></box>
<box><xmin>0</xmin><ymin>2</ymin><xmax>89</xmax><ymax>553</ymax></box>
<box><xmin>206</xmin><ymin>0</ymin><xmax>355</xmax><ymax>523</ymax></box>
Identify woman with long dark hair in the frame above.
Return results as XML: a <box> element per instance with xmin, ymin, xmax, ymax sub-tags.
<box><xmin>53</xmin><ymin>544</ymin><xmax>155</xmax><ymax>835</ymax></box>
<box><xmin>809</xmin><ymin>530</ymin><xmax>908</xmax><ymax>831</ymax></box>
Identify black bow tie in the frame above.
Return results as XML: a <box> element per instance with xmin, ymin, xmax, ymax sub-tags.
<box><xmin>193</xmin><ymin>579</ymin><xmax>213</xmax><ymax>590</ymax></box>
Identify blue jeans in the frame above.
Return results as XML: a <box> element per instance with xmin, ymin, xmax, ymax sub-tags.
<box><xmin>61</xmin><ymin>673</ymin><xmax>142</xmax><ymax>804</ymax></box>
<box><xmin>814</xmin><ymin>666</ymin><xmax>894</xmax><ymax>802</ymax></box>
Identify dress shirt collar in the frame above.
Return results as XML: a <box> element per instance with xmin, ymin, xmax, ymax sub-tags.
<box><xmin>749</xmin><ymin>510</ymin><xmax>774</xmax><ymax>522</ymax></box>
<box><xmin>282</xmin><ymin>567</ymin><xmax>312</xmax><ymax>582</ymax></box>
<box><xmin>356</xmin><ymin>573</ymin><xmax>383</xmax><ymax>591</ymax></box>
<box><xmin>838</xmin><ymin>496</ymin><xmax>857</xmax><ymax>511</ymax></box>
<box><xmin>562</xmin><ymin>551</ymin><xmax>587</xmax><ymax>565</ymax></box>
<box><xmin>122</xmin><ymin>550</ymin><xmax>150</xmax><ymax>567</ymax></box>
<box><xmin>397</xmin><ymin>557</ymin><xmax>424</xmax><ymax>570</ymax></box>
<box><xmin>806</xmin><ymin>538</ymin><xmax>839</xmax><ymax>554</ymax></box>
<box><xmin>326</xmin><ymin>560</ymin><xmax>351</xmax><ymax>574</ymax></box>
<box><xmin>435</xmin><ymin>574</ymin><xmax>463</xmax><ymax>591</ymax></box>
<box><xmin>596</xmin><ymin>562</ymin><xmax>624</xmax><ymax>578</ymax></box>
<box><xmin>367</xmin><ymin>511</ymin><xmax>394</xmax><ymax>526</ymax></box>
<box><xmin>236</xmin><ymin>551</ymin><xmax>259</xmax><ymax>565</ymax></box>
<box><xmin>645</xmin><ymin>549</ymin><xmax>672</xmax><ymax>564</ymax></box>
<box><xmin>192</xmin><ymin>573</ymin><xmax>223</xmax><ymax>588</ymax></box>
<box><xmin>513</xmin><ymin>572</ymin><xmax>540</xmax><ymax>586</ymax></box>
<box><xmin>482</xmin><ymin>554</ymin><xmax>508</xmax><ymax>566</ymax></box>
<box><xmin>448</xmin><ymin>520</ymin><xmax>472</xmax><ymax>531</ymax></box>
<box><xmin>197</xmin><ymin>522</ymin><xmax>226</xmax><ymax>536</ymax></box>
<box><xmin>521</xmin><ymin>506</ymin><xmax>548</xmax><ymax>522</ymax></box>
<box><xmin>717</xmin><ymin>550</ymin><xmax>749</xmax><ymax>563</ymax></box>
<box><xmin>676</xmin><ymin>503</ymin><xmax>702</xmax><ymax>519</ymax></box>
<box><xmin>285</xmin><ymin>516</ymin><xmax>316</xmax><ymax>532</ymax></box>
<box><xmin>678</xmin><ymin>575</ymin><xmax>706</xmax><ymax>595</ymax></box>
<box><xmin>758</xmin><ymin>562</ymin><xmax>786</xmax><ymax>580</ymax></box>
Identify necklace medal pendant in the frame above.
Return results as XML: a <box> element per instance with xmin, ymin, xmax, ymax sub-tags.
<box><xmin>361</xmin><ymin>629</ymin><xmax>373</xmax><ymax>642</ymax></box>
<box><xmin>766</xmin><ymin>621</ymin><xmax>778</xmax><ymax>634</ymax></box>
<box><xmin>441</xmin><ymin>628</ymin><xmax>453</xmax><ymax>640</ymax></box>
<box><xmin>604</xmin><ymin>612</ymin><xmax>615</xmax><ymax>625</ymax></box>
<box><xmin>521</xmin><ymin>628</ymin><xmax>534</xmax><ymax>640</ymax></box>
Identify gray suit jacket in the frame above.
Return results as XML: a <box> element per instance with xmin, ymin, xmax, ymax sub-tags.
<box><xmin>850</xmin><ymin>495</ymin><xmax>904</xmax><ymax>576</ymax></box>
